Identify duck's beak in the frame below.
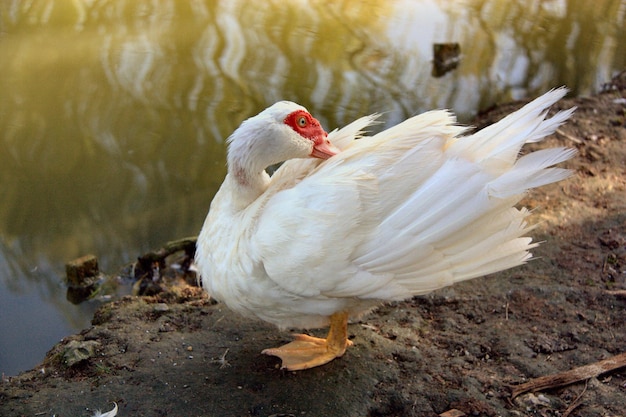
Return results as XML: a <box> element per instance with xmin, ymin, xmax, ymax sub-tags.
<box><xmin>311</xmin><ymin>135</ymin><xmax>340</xmax><ymax>160</ymax></box>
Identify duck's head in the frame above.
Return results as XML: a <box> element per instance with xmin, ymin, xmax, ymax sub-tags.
<box><xmin>226</xmin><ymin>102</ymin><xmax>340</xmax><ymax>178</ymax></box>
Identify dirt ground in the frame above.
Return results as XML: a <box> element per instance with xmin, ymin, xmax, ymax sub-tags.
<box><xmin>1</xmin><ymin>75</ymin><xmax>625</xmax><ymax>417</ymax></box>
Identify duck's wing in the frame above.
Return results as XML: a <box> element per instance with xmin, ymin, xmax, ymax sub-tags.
<box><xmin>252</xmin><ymin>110</ymin><xmax>459</xmax><ymax>299</ymax></box>
<box><xmin>253</xmin><ymin>89</ymin><xmax>575</xmax><ymax>301</ymax></box>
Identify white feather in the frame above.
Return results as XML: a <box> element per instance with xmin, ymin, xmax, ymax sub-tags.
<box><xmin>92</xmin><ymin>403</ymin><xmax>118</xmax><ymax>417</ymax></box>
<box><xmin>328</xmin><ymin>114</ymin><xmax>380</xmax><ymax>149</ymax></box>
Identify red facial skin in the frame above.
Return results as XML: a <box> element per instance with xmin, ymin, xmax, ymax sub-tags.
<box><xmin>284</xmin><ymin>110</ymin><xmax>340</xmax><ymax>159</ymax></box>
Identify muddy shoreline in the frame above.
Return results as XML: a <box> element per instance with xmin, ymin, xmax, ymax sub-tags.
<box><xmin>2</xmin><ymin>78</ymin><xmax>625</xmax><ymax>417</ymax></box>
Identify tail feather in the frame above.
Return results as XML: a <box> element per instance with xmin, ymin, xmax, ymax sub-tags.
<box><xmin>524</xmin><ymin>106</ymin><xmax>576</xmax><ymax>143</ymax></box>
<box><xmin>488</xmin><ymin>147</ymin><xmax>577</xmax><ymax>198</ymax></box>
<box><xmin>447</xmin><ymin>87</ymin><xmax>574</xmax><ymax>169</ymax></box>
<box><xmin>351</xmin><ymin>88</ymin><xmax>576</xmax><ymax>299</ymax></box>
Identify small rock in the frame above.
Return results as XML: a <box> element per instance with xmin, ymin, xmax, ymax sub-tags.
<box><xmin>154</xmin><ymin>303</ymin><xmax>170</xmax><ymax>312</ymax></box>
<box><xmin>62</xmin><ymin>340</ymin><xmax>101</xmax><ymax>367</ymax></box>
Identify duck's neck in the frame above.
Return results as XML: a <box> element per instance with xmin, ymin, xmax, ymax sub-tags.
<box><xmin>226</xmin><ymin>160</ymin><xmax>271</xmax><ymax>211</ymax></box>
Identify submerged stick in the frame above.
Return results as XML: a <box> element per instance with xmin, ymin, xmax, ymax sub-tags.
<box><xmin>511</xmin><ymin>351</ymin><xmax>626</xmax><ymax>398</ymax></box>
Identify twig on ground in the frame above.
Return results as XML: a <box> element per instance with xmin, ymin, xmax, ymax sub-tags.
<box><xmin>556</xmin><ymin>128</ymin><xmax>583</xmax><ymax>144</ymax></box>
<box><xmin>511</xmin><ymin>351</ymin><xmax>626</xmax><ymax>398</ymax></box>
<box><xmin>562</xmin><ymin>380</ymin><xmax>588</xmax><ymax>417</ymax></box>
<box><xmin>439</xmin><ymin>409</ymin><xmax>466</xmax><ymax>417</ymax></box>
<box><xmin>212</xmin><ymin>348</ymin><xmax>231</xmax><ymax>369</ymax></box>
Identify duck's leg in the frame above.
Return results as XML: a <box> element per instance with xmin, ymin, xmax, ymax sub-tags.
<box><xmin>262</xmin><ymin>311</ymin><xmax>353</xmax><ymax>371</ymax></box>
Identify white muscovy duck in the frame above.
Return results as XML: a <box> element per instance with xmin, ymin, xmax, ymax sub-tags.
<box><xmin>196</xmin><ymin>88</ymin><xmax>576</xmax><ymax>371</ymax></box>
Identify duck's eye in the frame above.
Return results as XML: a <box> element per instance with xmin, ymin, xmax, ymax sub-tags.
<box><xmin>297</xmin><ymin>116</ymin><xmax>307</xmax><ymax>127</ymax></box>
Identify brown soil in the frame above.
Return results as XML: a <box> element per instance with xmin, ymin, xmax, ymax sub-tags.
<box><xmin>2</xmin><ymin>75</ymin><xmax>625</xmax><ymax>417</ymax></box>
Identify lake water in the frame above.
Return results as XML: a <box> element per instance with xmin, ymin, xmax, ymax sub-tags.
<box><xmin>1</xmin><ymin>0</ymin><xmax>624</xmax><ymax>376</ymax></box>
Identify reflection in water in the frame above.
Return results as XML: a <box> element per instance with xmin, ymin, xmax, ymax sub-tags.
<box><xmin>0</xmin><ymin>0</ymin><xmax>624</xmax><ymax>375</ymax></box>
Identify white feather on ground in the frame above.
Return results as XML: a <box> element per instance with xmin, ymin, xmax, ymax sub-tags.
<box><xmin>92</xmin><ymin>402</ymin><xmax>118</xmax><ymax>417</ymax></box>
